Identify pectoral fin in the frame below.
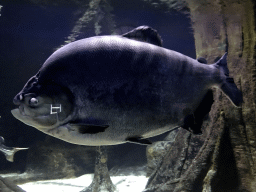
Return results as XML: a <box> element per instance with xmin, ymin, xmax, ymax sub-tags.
<box><xmin>69</xmin><ymin>124</ymin><xmax>109</xmax><ymax>134</ymax></box>
<box><xmin>126</xmin><ymin>136</ymin><xmax>152</xmax><ymax>145</ymax></box>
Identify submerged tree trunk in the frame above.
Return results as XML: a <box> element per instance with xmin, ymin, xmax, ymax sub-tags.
<box><xmin>81</xmin><ymin>146</ymin><xmax>116</xmax><ymax>192</ymax></box>
<box><xmin>145</xmin><ymin>0</ymin><xmax>256</xmax><ymax>191</ymax></box>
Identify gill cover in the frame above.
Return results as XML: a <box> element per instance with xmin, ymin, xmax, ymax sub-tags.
<box><xmin>12</xmin><ymin>78</ymin><xmax>74</xmax><ymax>129</ymax></box>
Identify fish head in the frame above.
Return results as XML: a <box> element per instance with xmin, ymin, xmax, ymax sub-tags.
<box><xmin>11</xmin><ymin>75</ymin><xmax>74</xmax><ymax>130</ymax></box>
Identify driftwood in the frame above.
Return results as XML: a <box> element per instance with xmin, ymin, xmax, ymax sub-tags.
<box><xmin>81</xmin><ymin>146</ymin><xmax>117</xmax><ymax>192</ymax></box>
<box><xmin>144</xmin><ymin>0</ymin><xmax>256</xmax><ymax>191</ymax></box>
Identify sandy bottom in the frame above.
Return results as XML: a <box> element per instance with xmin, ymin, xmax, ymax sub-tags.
<box><xmin>19</xmin><ymin>174</ymin><xmax>148</xmax><ymax>192</ymax></box>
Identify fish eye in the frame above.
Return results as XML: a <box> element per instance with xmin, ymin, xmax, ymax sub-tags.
<box><xmin>29</xmin><ymin>98</ymin><xmax>39</xmax><ymax>106</ymax></box>
<box><xmin>19</xmin><ymin>94</ymin><xmax>23</xmax><ymax>101</ymax></box>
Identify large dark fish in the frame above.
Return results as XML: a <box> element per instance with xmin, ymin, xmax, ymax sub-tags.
<box><xmin>11</xmin><ymin>26</ymin><xmax>243</xmax><ymax>146</ymax></box>
<box><xmin>0</xmin><ymin>136</ymin><xmax>28</xmax><ymax>162</ymax></box>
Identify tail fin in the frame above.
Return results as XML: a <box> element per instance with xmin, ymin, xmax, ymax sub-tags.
<box><xmin>0</xmin><ymin>137</ymin><xmax>29</xmax><ymax>162</ymax></box>
<box><xmin>5</xmin><ymin>152</ymin><xmax>15</xmax><ymax>162</ymax></box>
<box><xmin>4</xmin><ymin>148</ymin><xmax>29</xmax><ymax>162</ymax></box>
<box><xmin>215</xmin><ymin>53</ymin><xmax>243</xmax><ymax>107</ymax></box>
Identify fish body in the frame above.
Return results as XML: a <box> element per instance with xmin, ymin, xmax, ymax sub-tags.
<box><xmin>11</xmin><ymin>26</ymin><xmax>243</xmax><ymax>146</ymax></box>
<box><xmin>0</xmin><ymin>137</ymin><xmax>28</xmax><ymax>162</ymax></box>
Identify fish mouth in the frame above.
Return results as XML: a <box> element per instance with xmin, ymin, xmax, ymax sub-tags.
<box><xmin>11</xmin><ymin>108</ymin><xmax>26</xmax><ymax>119</ymax></box>
<box><xmin>11</xmin><ymin>105</ymin><xmax>27</xmax><ymax>117</ymax></box>
<box><xmin>11</xmin><ymin>104</ymin><xmax>30</xmax><ymax>121</ymax></box>
<box><xmin>18</xmin><ymin>105</ymin><xmax>27</xmax><ymax>116</ymax></box>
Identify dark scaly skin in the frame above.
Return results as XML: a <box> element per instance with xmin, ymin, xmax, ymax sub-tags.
<box><xmin>12</xmin><ymin>33</ymin><xmax>241</xmax><ymax>146</ymax></box>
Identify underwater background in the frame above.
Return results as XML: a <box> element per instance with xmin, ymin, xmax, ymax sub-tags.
<box><xmin>0</xmin><ymin>0</ymin><xmax>256</xmax><ymax>192</ymax></box>
<box><xmin>0</xmin><ymin>0</ymin><xmax>194</xmax><ymax>173</ymax></box>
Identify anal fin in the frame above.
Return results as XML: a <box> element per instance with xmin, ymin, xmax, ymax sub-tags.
<box><xmin>182</xmin><ymin>114</ymin><xmax>202</xmax><ymax>135</ymax></box>
<box><xmin>182</xmin><ymin>90</ymin><xmax>214</xmax><ymax>135</ymax></box>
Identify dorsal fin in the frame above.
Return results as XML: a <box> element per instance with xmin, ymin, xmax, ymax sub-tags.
<box><xmin>122</xmin><ymin>26</ymin><xmax>163</xmax><ymax>47</ymax></box>
<box><xmin>197</xmin><ymin>57</ymin><xmax>207</xmax><ymax>64</ymax></box>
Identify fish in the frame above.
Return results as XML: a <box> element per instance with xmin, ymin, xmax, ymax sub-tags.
<box><xmin>11</xmin><ymin>26</ymin><xmax>243</xmax><ymax>146</ymax></box>
<box><xmin>0</xmin><ymin>136</ymin><xmax>28</xmax><ymax>162</ymax></box>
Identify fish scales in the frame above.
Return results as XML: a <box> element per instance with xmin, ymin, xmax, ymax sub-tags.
<box><xmin>11</xmin><ymin>26</ymin><xmax>243</xmax><ymax>146</ymax></box>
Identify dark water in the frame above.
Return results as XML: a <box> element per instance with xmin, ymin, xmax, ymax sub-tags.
<box><xmin>0</xmin><ymin>0</ymin><xmax>195</xmax><ymax>180</ymax></box>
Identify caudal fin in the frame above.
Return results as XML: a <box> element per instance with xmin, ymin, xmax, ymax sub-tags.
<box><xmin>5</xmin><ymin>153</ymin><xmax>15</xmax><ymax>162</ymax></box>
<box><xmin>215</xmin><ymin>53</ymin><xmax>243</xmax><ymax>107</ymax></box>
<box><xmin>2</xmin><ymin>147</ymin><xmax>29</xmax><ymax>162</ymax></box>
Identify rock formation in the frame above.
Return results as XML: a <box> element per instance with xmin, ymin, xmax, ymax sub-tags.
<box><xmin>0</xmin><ymin>176</ymin><xmax>25</xmax><ymax>192</ymax></box>
<box><xmin>144</xmin><ymin>0</ymin><xmax>256</xmax><ymax>191</ymax></box>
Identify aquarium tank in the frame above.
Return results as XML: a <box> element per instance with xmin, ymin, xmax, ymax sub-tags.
<box><xmin>0</xmin><ymin>0</ymin><xmax>256</xmax><ymax>192</ymax></box>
